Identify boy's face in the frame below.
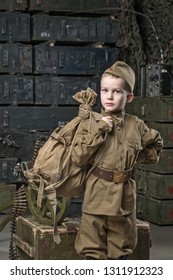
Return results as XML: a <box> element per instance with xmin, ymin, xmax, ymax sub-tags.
<box><xmin>100</xmin><ymin>75</ymin><xmax>134</xmax><ymax>113</ymax></box>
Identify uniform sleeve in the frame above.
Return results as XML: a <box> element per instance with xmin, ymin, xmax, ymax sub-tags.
<box><xmin>71</xmin><ymin>119</ymin><xmax>111</xmax><ymax>168</ymax></box>
<box><xmin>137</xmin><ymin>121</ymin><xmax>163</xmax><ymax>164</ymax></box>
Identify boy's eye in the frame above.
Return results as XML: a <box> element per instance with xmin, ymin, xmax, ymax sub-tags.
<box><xmin>114</xmin><ymin>89</ymin><xmax>122</xmax><ymax>94</ymax></box>
<box><xmin>114</xmin><ymin>88</ymin><xmax>128</xmax><ymax>94</ymax></box>
<box><xmin>114</xmin><ymin>88</ymin><xmax>125</xmax><ymax>94</ymax></box>
<box><xmin>101</xmin><ymin>89</ymin><xmax>108</xmax><ymax>93</ymax></box>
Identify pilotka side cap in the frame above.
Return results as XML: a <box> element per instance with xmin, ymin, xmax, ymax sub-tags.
<box><xmin>104</xmin><ymin>61</ymin><xmax>135</xmax><ymax>92</ymax></box>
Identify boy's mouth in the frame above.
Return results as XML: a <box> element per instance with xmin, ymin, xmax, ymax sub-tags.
<box><xmin>106</xmin><ymin>103</ymin><xmax>114</xmax><ymax>106</ymax></box>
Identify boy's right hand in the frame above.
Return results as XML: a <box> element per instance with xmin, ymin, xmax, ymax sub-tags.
<box><xmin>102</xmin><ymin>116</ymin><xmax>113</xmax><ymax>129</ymax></box>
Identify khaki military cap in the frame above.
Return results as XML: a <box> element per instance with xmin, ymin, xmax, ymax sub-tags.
<box><xmin>104</xmin><ymin>61</ymin><xmax>135</xmax><ymax>92</ymax></box>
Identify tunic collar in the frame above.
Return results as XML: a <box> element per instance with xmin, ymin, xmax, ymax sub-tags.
<box><xmin>101</xmin><ymin>108</ymin><xmax>125</xmax><ymax>126</ymax></box>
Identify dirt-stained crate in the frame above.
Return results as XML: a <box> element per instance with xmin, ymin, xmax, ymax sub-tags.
<box><xmin>0</xmin><ymin>0</ymin><xmax>27</xmax><ymax>12</ymax></box>
<box><xmin>0</xmin><ymin>75</ymin><xmax>33</xmax><ymax>105</ymax></box>
<box><xmin>34</xmin><ymin>76</ymin><xmax>100</xmax><ymax>105</ymax></box>
<box><xmin>0</xmin><ymin>106</ymin><xmax>78</xmax><ymax>131</ymax></box>
<box><xmin>31</xmin><ymin>14</ymin><xmax>119</xmax><ymax>44</ymax></box>
<box><xmin>28</xmin><ymin>0</ymin><xmax>118</xmax><ymax>14</ymax></box>
<box><xmin>0</xmin><ymin>12</ymin><xmax>30</xmax><ymax>42</ymax></box>
<box><xmin>13</xmin><ymin>216</ymin><xmax>151</xmax><ymax>260</ymax></box>
<box><xmin>0</xmin><ymin>44</ymin><xmax>32</xmax><ymax>74</ymax></box>
<box><xmin>33</xmin><ymin>45</ymin><xmax>118</xmax><ymax>75</ymax></box>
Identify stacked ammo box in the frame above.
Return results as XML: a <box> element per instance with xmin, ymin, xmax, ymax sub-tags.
<box><xmin>0</xmin><ymin>1</ymin><xmax>30</xmax><ymax>208</ymax></box>
<box><xmin>126</xmin><ymin>63</ymin><xmax>173</xmax><ymax>225</ymax></box>
<box><xmin>0</xmin><ymin>0</ymin><xmax>120</xmax><ymax>211</ymax></box>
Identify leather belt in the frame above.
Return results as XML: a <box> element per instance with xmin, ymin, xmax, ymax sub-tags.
<box><xmin>91</xmin><ymin>166</ymin><xmax>133</xmax><ymax>184</ymax></box>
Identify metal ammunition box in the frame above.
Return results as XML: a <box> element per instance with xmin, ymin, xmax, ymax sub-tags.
<box><xmin>0</xmin><ymin>12</ymin><xmax>30</xmax><ymax>42</ymax></box>
<box><xmin>0</xmin><ymin>75</ymin><xmax>33</xmax><ymax>105</ymax></box>
<box><xmin>135</xmin><ymin>169</ymin><xmax>173</xmax><ymax>199</ymax></box>
<box><xmin>31</xmin><ymin>15</ymin><xmax>119</xmax><ymax>43</ymax></box>
<box><xmin>33</xmin><ymin>45</ymin><xmax>118</xmax><ymax>75</ymax></box>
<box><xmin>138</xmin><ymin>149</ymin><xmax>173</xmax><ymax>174</ymax></box>
<box><xmin>34</xmin><ymin>76</ymin><xmax>100</xmax><ymax>105</ymax></box>
<box><xmin>13</xmin><ymin>216</ymin><xmax>150</xmax><ymax>260</ymax></box>
<box><xmin>0</xmin><ymin>0</ymin><xmax>27</xmax><ymax>11</ymax></box>
<box><xmin>139</xmin><ymin>64</ymin><xmax>173</xmax><ymax>97</ymax></box>
<box><xmin>0</xmin><ymin>158</ymin><xmax>26</xmax><ymax>184</ymax></box>
<box><xmin>0</xmin><ymin>183</ymin><xmax>16</xmax><ymax>213</ymax></box>
<box><xmin>126</xmin><ymin>97</ymin><xmax>173</xmax><ymax>122</ymax></box>
<box><xmin>0</xmin><ymin>130</ymin><xmax>49</xmax><ymax>160</ymax></box>
<box><xmin>28</xmin><ymin>0</ymin><xmax>118</xmax><ymax>14</ymax></box>
<box><xmin>0</xmin><ymin>44</ymin><xmax>32</xmax><ymax>74</ymax></box>
<box><xmin>0</xmin><ymin>107</ymin><xmax>78</xmax><ymax>131</ymax></box>
<box><xmin>136</xmin><ymin>194</ymin><xmax>173</xmax><ymax>225</ymax></box>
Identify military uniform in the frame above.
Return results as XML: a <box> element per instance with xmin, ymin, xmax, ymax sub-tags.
<box><xmin>71</xmin><ymin>109</ymin><xmax>163</xmax><ymax>259</ymax></box>
<box><xmin>71</xmin><ymin>61</ymin><xmax>163</xmax><ymax>260</ymax></box>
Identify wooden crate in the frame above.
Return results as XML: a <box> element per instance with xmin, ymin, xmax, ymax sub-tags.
<box><xmin>13</xmin><ymin>215</ymin><xmax>151</xmax><ymax>260</ymax></box>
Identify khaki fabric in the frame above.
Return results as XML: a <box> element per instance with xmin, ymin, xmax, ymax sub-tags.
<box><xmin>72</xmin><ymin>109</ymin><xmax>163</xmax><ymax>216</ymax></box>
<box><xmin>24</xmin><ymin>88</ymin><xmax>111</xmax><ymax>244</ymax></box>
<box><xmin>73</xmin><ymin>109</ymin><xmax>163</xmax><ymax>258</ymax></box>
<box><xmin>104</xmin><ymin>61</ymin><xmax>135</xmax><ymax>92</ymax></box>
<box><xmin>24</xmin><ymin>88</ymin><xmax>110</xmax><ymax>203</ymax></box>
<box><xmin>75</xmin><ymin>212</ymin><xmax>137</xmax><ymax>259</ymax></box>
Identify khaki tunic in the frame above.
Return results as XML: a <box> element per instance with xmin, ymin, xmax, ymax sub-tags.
<box><xmin>72</xmin><ymin>109</ymin><xmax>163</xmax><ymax>259</ymax></box>
<box><xmin>72</xmin><ymin>109</ymin><xmax>163</xmax><ymax>216</ymax></box>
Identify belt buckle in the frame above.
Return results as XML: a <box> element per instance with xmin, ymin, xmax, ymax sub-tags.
<box><xmin>113</xmin><ymin>170</ymin><xmax>127</xmax><ymax>184</ymax></box>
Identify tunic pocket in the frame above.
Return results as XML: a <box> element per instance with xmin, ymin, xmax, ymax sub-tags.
<box><xmin>126</xmin><ymin>138</ymin><xmax>143</xmax><ymax>166</ymax></box>
<box><xmin>126</xmin><ymin>138</ymin><xmax>142</xmax><ymax>151</ymax></box>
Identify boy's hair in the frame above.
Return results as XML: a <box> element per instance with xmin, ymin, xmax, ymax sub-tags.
<box><xmin>103</xmin><ymin>61</ymin><xmax>135</xmax><ymax>92</ymax></box>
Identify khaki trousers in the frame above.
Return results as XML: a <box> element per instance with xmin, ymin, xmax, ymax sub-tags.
<box><xmin>75</xmin><ymin>212</ymin><xmax>137</xmax><ymax>259</ymax></box>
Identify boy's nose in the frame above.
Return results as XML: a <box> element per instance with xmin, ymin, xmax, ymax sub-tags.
<box><xmin>107</xmin><ymin>92</ymin><xmax>114</xmax><ymax>99</ymax></box>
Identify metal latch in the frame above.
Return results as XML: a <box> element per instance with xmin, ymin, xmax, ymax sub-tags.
<box><xmin>3</xmin><ymin>111</ymin><xmax>9</xmax><ymax>127</ymax></box>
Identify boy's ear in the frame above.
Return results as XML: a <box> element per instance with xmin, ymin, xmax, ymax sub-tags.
<box><xmin>126</xmin><ymin>93</ymin><xmax>134</xmax><ymax>103</ymax></box>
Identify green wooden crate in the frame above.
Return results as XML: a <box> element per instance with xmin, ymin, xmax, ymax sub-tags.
<box><xmin>146</xmin><ymin>122</ymin><xmax>173</xmax><ymax>148</ymax></box>
<box><xmin>13</xmin><ymin>216</ymin><xmax>81</xmax><ymax>260</ymax></box>
<box><xmin>135</xmin><ymin>169</ymin><xmax>173</xmax><ymax>199</ymax></box>
<box><xmin>0</xmin><ymin>0</ymin><xmax>27</xmax><ymax>11</ymax></box>
<box><xmin>126</xmin><ymin>97</ymin><xmax>173</xmax><ymax>122</ymax></box>
<box><xmin>129</xmin><ymin>219</ymin><xmax>151</xmax><ymax>260</ymax></box>
<box><xmin>141</xmin><ymin>149</ymin><xmax>173</xmax><ymax>174</ymax></box>
<box><xmin>28</xmin><ymin>0</ymin><xmax>118</xmax><ymax>13</ymax></box>
<box><xmin>136</xmin><ymin>194</ymin><xmax>173</xmax><ymax>225</ymax></box>
<box><xmin>13</xmin><ymin>215</ymin><xmax>150</xmax><ymax>260</ymax></box>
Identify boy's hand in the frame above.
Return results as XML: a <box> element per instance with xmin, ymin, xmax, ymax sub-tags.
<box><xmin>102</xmin><ymin>116</ymin><xmax>113</xmax><ymax>129</ymax></box>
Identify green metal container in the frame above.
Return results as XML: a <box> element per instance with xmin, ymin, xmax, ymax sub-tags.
<box><xmin>135</xmin><ymin>169</ymin><xmax>173</xmax><ymax>199</ymax></box>
<box><xmin>136</xmin><ymin>194</ymin><xmax>173</xmax><ymax>225</ymax></box>
<box><xmin>141</xmin><ymin>149</ymin><xmax>173</xmax><ymax>174</ymax></box>
<box><xmin>126</xmin><ymin>97</ymin><xmax>173</xmax><ymax>122</ymax></box>
<box><xmin>28</xmin><ymin>0</ymin><xmax>118</xmax><ymax>13</ymax></box>
<box><xmin>0</xmin><ymin>0</ymin><xmax>27</xmax><ymax>11</ymax></box>
<box><xmin>147</xmin><ymin>122</ymin><xmax>173</xmax><ymax>148</ymax></box>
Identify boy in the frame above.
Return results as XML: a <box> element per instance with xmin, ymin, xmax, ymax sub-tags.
<box><xmin>71</xmin><ymin>61</ymin><xmax>163</xmax><ymax>260</ymax></box>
